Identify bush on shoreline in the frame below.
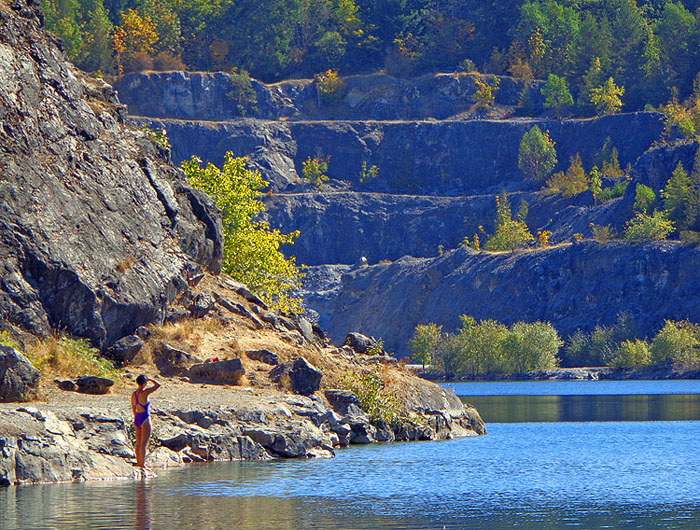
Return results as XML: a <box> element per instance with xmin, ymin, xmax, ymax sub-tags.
<box><xmin>410</xmin><ymin>316</ymin><xmax>561</xmax><ymax>378</ymax></box>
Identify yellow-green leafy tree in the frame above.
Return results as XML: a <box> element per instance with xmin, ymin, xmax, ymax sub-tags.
<box><xmin>484</xmin><ymin>191</ymin><xmax>535</xmax><ymax>252</ymax></box>
<box><xmin>112</xmin><ymin>8</ymin><xmax>159</xmax><ymax>74</ymax></box>
<box><xmin>590</xmin><ymin>77</ymin><xmax>625</xmax><ymax>115</ymax></box>
<box><xmin>182</xmin><ymin>154</ymin><xmax>303</xmax><ymax>313</ymax></box>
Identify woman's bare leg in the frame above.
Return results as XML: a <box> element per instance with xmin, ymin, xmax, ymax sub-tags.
<box><xmin>140</xmin><ymin>419</ymin><xmax>152</xmax><ymax>471</ymax></box>
<box><xmin>134</xmin><ymin>425</ymin><xmax>144</xmax><ymax>468</ymax></box>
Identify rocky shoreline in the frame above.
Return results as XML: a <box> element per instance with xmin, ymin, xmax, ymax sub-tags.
<box><xmin>0</xmin><ymin>380</ymin><xmax>484</xmax><ymax>487</ymax></box>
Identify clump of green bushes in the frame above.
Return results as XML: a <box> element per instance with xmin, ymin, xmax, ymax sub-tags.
<box><xmin>564</xmin><ymin>315</ymin><xmax>699</xmax><ymax>370</ymax></box>
<box><xmin>410</xmin><ymin>316</ymin><xmax>561</xmax><ymax>377</ymax></box>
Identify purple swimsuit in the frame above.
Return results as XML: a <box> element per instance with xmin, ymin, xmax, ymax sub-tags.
<box><xmin>133</xmin><ymin>390</ymin><xmax>150</xmax><ymax>427</ymax></box>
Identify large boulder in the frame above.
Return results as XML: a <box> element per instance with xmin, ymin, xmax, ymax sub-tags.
<box><xmin>154</xmin><ymin>342</ymin><xmax>201</xmax><ymax>375</ymax></box>
<box><xmin>76</xmin><ymin>375</ymin><xmax>114</xmax><ymax>395</ymax></box>
<box><xmin>0</xmin><ymin>0</ymin><xmax>223</xmax><ymax>349</ymax></box>
<box><xmin>246</xmin><ymin>349</ymin><xmax>279</xmax><ymax>365</ymax></box>
<box><xmin>269</xmin><ymin>357</ymin><xmax>322</xmax><ymax>396</ymax></box>
<box><xmin>343</xmin><ymin>332</ymin><xmax>377</xmax><ymax>354</ymax></box>
<box><xmin>0</xmin><ymin>344</ymin><xmax>40</xmax><ymax>402</ymax></box>
<box><xmin>106</xmin><ymin>335</ymin><xmax>144</xmax><ymax>365</ymax></box>
<box><xmin>188</xmin><ymin>359</ymin><xmax>245</xmax><ymax>385</ymax></box>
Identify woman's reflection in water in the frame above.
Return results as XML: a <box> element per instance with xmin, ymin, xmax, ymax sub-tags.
<box><xmin>136</xmin><ymin>480</ymin><xmax>153</xmax><ymax>530</ymax></box>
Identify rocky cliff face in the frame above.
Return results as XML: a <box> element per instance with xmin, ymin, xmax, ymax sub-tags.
<box><xmin>0</xmin><ymin>0</ymin><xmax>223</xmax><ymax>348</ymax></box>
<box><xmin>142</xmin><ymin>112</ymin><xmax>664</xmax><ymax>195</ymax></box>
<box><xmin>303</xmin><ymin>242</ymin><xmax>700</xmax><ymax>354</ymax></box>
<box><xmin>115</xmin><ymin>71</ymin><xmax>544</xmax><ymax>122</ymax></box>
<box><xmin>111</xmin><ymin>66</ymin><xmax>697</xmax><ymax>356</ymax></box>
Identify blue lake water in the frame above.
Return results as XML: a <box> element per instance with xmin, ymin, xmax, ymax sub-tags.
<box><xmin>1</xmin><ymin>380</ymin><xmax>698</xmax><ymax>529</ymax></box>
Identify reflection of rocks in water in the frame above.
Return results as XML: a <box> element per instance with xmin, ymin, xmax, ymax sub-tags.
<box><xmin>136</xmin><ymin>481</ymin><xmax>152</xmax><ymax>530</ymax></box>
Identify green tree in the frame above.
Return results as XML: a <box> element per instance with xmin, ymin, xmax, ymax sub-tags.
<box><xmin>651</xmin><ymin>320</ymin><xmax>700</xmax><ymax>368</ymax></box>
<box><xmin>409</xmin><ymin>323</ymin><xmax>443</xmax><ymax>371</ymax></box>
<box><xmin>455</xmin><ymin>316</ymin><xmax>509</xmax><ymax>376</ymax></box>
<box><xmin>633</xmin><ymin>184</ymin><xmax>657</xmax><ymax>214</ymax></box>
<box><xmin>662</xmin><ymin>162</ymin><xmax>696</xmax><ymax>230</ymax></box>
<box><xmin>518</xmin><ymin>125</ymin><xmax>558</xmax><ymax>182</ymax></box>
<box><xmin>609</xmin><ymin>339</ymin><xmax>652</xmax><ymax>368</ymax></box>
<box><xmin>502</xmin><ymin>321</ymin><xmax>561</xmax><ymax>373</ymax></box>
<box><xmin>590</xmin><ymin>76</ymin><xmax>625</xmax><ymax>115</ymax></box>
<box><xmin>541</xmin><ymin>73</ymin><xmax>574</xmax><ymax>117</ymax></box>
<box><xmin>546</xmin><ymin>153</ymin><xmax>589</xmax><ymax>197</ymax></box>
<box><xmin>590</xmin><ymin>166</ymin><xmax>603</xmax><ymax>202</ymax></box>
<box><xmin>484</xmin><ymin>191</ymin><xmax>535</xmax><ymax>252</ymax></box>
<box><xmin>624</xmin><ymin>210</ymin><xmax>675</xmax><ymax>241</ymax></box>
<box><xmin>182</xmin><ymin>153</ymin><xmax>303</xmax><ymax>313</ymax></box>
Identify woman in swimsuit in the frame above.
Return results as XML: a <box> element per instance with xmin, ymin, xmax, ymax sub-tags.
<box><xmin>132</xmin><ymin>374</ymin><xmax>161</xmax><ymax>472</ymax></box>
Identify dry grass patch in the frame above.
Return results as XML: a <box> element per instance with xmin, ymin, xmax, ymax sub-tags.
<box><xmin>24</xmin><ymin>335</ymin><xmax>120</xmax><ymax>382</ymax></box>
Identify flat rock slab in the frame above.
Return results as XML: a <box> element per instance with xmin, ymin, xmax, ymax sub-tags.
<box><xmin>188</xmin><ymin>359</ymin><xmax>245</xmax><ymax>385</ymax></box>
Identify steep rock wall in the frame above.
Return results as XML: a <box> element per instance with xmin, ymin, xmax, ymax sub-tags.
<box><xmin>302</xmin><ymin>242</ymin><xmax>700</xmax><ymax>354</ymax></box>
<box><xmin>115</xmin><ymin>71</ymin><xmax>544</xmax><ymax>121</ymax></box>
<box><xmin>148</xmin><ymin>112</ymin><xmax>664</xmax><ymax>195</ymax></box>
<box><xmin>263</xmin><ymin>190</ymin><xmax>630</xmax><ymax>266</ymax></box>
<box><xmin>0</xmin><ymin>0</ymin><xmax>223</xmax><ymax>347</ymax></box>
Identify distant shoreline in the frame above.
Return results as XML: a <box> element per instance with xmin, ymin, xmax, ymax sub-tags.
<box><xmin>416</xmin><ymin>365</ymin><xmax>700</xmax><ymax>382</ymax></box>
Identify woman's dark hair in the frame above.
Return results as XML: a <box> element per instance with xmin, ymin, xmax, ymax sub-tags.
<box><xmin>136</xmin><ymin>374</ymin><xmax>148</xmax><ymax>386</ymax></box>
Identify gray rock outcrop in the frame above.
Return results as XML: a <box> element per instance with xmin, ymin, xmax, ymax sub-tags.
<box><xmin>0</xmin><ymin>377</ymin><xmax>485</xmax><ymax>486</ymax></box>
<box><xmin>75</xmin><ymin>376</ymin><xmax>114</xmax><ymax>395</ymax></box>
<box><xmin>0</xmin><ymin>0</ymin><xmax>223</xmax><ymax>349</ymax></box>
<box><xmin>303</xmin><ymin>242</ymin><xmax>700</xmax><ymax>355</ymax></box>
<box><xmin>115</xmin><ymin>71</ymin><xmax>541</xmax><ymax>122</ymax></box>
<box><xmin>188</xmin><ymin>359</ymin><xmax>245</xmax><ymax>385</ymax></box>
<box><xmin>0</xmin><ymin>345</ymin><xmax>39</xmax><ymax>402</ymax></box>
<box><xmin>143</xmin><ymin>112</ymin><xmax>663</xmax><ymax>194</ymax></box>
<box><xmin>269</xmin><ymin>357</ymin><xmax>322</xmax><ymax>396</ymax></box>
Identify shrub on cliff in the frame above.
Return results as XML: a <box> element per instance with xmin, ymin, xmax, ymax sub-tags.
<box><xmin>546</xmin><ymin>153</ymin><xmax>589</xmax><ymax>198</ymax></box>
<box><xmin>624</xmin><ymin>211</ymin><xmax>675</xmax><ymax>242</ymax></box>
<box><xmin>483</xmin><ymin>192</ymin><xmax>534</xmax><ymax>252</ymax></box>
<box><xmin>183</xmin><ymin>153</ymin><xmax>303</xmax><ymax>313</ymax></box>
<box><xmin>518</xmin><ymin>126</ymin><xmax>557</xmax><ymax>182</ymax></box>
<box><xmin>343</xmin><ymin>367</ymin><xmax>401</xmax><ymax>424</ymax></box>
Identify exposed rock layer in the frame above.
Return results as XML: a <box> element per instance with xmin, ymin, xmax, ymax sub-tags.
<box><xmin>115</xmin><ymin>71</ymin><xmax>543</xmax><ymax>122</ymax></box>
<box><xmin>302</xmin><ymin>242</ymin><xmax>700</xmax><ymax>354</ymax></box>
<box><xmin>142</xmin><ymin>113</ymin><xmax>664</xmax><ymax>194</ymax></box>
<box><xmin>0</xmin><ymin>0</ymin><xmax>223</xmax><ymax>348</ymax></box>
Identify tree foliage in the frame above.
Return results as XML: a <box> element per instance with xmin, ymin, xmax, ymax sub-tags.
<box><xmin>420</xmin><ymin>316</ymin><xmax>561</xmax><ymax>377</ymax></box>
<box><xmin>624</xmin><ymin>211</ymin><xmax>675</xmax><ymax>242</ymax></box>
<box><xmin>546</xmin><ymin>153</ymin><xmax>589</xmax><ymax>197</ymax></box>
<box><xmin>541</xmin><ymin>73</ymin><xmax>573</xmax><ymax>116</ymax></box>
<box><xmin>518</xmin><ymin>126</ymin><xmax>557</xmax><ymax>182</ymax></box>
<box><xmin>409</xmin><ymin>323</ymin><xmax>442</xmax><ymax>370</ymax></box>
<box><xmin>40</xmin><ymin>0</ymin><xmax>700</xmax><ymax>113</ymax></box>
<box><xmin>590</xmin><ymin>77</ymin><xmax>625</xmax><ymax>115</ymax></box>
<box><xmin>484</xmin><ymin>191</ymin><xmax>535</xmax><ymax>252</ymax></box>
<box><xmin>182</xmin><ymin>153</ymin><xmax>303</xmax><ymax>313</ymax></box>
